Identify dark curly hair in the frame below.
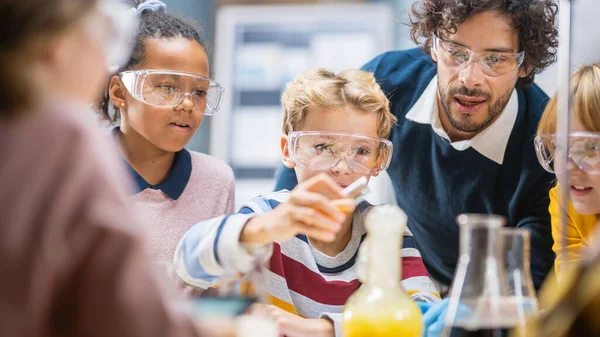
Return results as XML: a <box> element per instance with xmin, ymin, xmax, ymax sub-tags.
<box><xmin>410</xmin><ymin>0</ymin><xmax>558</xmax><ymax>88</ymax></box>
<box><xmin>97</xmin><ymin>0</ymin><xmax>207</xmax><ymax>124</ymax></box>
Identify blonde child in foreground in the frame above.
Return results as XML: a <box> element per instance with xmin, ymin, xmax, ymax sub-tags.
<box><xmin>174</xmin><ymin>69</ymin><xmax>440</xmax><ymax>337</ymax></box>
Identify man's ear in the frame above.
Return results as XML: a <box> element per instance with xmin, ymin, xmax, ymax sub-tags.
<box><xmin>518</xmin><ymin>64</ymin><xmax>532</xmax><ymax>79</ymax></box>
<box><xmin>280</xmin><ymin>135</ymin><xmax>296</xmax><ymax>168</ymax></box>
<box><xmin>430</xmin><ymin>38</ymin><xmax>438</xmax><ymax>63</ymax></box>
<box><xmin>109</xmin><ymin>75</ymin><xmax>127</xmax><ymax>109</ymax></box>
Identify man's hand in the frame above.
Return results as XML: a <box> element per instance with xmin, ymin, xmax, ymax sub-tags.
<box><xmin>240</xmin><ymin>174</ymin><xmax>347</xmax><ymax>246</ymax></box>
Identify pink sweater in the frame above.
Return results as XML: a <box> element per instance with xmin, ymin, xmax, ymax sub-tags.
<box><xmin>129</xmin><ymin>151</ymin><xmax>235</xmax><ymax>265</ymax></box>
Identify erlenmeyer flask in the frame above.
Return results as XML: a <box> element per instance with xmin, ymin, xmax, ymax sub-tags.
<box><xmin>442</xmin><ymin>214</ymin><xmax>525</xmax><ymax>337</ymax></box>
<box><xmin>501</xmin><ymin>228</ymin><xmax>538</xmax><ymax>320</ymax></box>
<box><xmin>342</xmin><ymin>205</ymin><xmax>423</xmax><ymax>337</ymax></box>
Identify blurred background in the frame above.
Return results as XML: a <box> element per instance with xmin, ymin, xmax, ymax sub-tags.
<box><xmin>163</xmin><ymin>0</ymin><xmax>600</xmax><ymax>207</ymax></box>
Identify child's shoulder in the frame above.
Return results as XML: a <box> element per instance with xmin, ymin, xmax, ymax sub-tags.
<box><xmin>238</xmin><ymin>190</ymin><xmax>290</xmax><ymax>214</ymax></box>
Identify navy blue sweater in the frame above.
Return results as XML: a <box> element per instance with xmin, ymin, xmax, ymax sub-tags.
<box><xmin>274</xmin><ymin>48</ymin><xmax>555</xmax><ymax>289</ymax></box>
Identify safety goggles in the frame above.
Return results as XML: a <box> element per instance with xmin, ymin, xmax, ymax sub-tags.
<box><xmin>84</xmin><ymin>0</ymin><xmax>138</xmax><ymax>70</ymax></box>
<box><xmin>534</xmin><ymin>132</ymin><xmax>600</xmax><ymax>174</ymax></box>
<box><xmin>288</xmin><ymin>131</ymin><xmax>393</xmax><ymax>175</ymax></box>
<box><xmin>432</xmin><ymin>34</ymin><xmax>525</xmax><ymax>77</ymax></box>
<box><xmin>119</xmin><ymin>70</ymin><xmax>223</xmax><ymax>115</ymax></box>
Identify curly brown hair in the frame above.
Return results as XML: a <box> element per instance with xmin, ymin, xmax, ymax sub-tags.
<box><xmin>410</xmin><ymin>0</ymin><xmax>558</xmax><ymax>88</ymax></box>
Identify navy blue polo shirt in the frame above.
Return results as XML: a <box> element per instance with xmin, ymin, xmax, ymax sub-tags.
<box><xmin>112</xmin><ymin>127</ymin><xmax>192</xmax><ymax>200</ymax></box>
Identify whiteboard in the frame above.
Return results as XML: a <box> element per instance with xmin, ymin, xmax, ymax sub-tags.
<box><xmin>210</xmin><ymin>3</ymin><xmax>395</xmax><ymax>207</ymax></box>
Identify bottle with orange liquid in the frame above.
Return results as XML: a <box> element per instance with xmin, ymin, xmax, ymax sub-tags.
<box><xmin>342</xmin><ymin>204</ymin><xmax>423</xmax><ymax>337</ymax></box>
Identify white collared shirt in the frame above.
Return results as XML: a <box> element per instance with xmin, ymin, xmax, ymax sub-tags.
<box><xmin>405</xmin><ymin>76</ymin><xmax>518</xmax><ymax>165</ymax></box>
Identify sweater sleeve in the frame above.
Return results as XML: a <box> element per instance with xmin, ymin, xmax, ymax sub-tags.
<box><xmin>174</xmin><ymin>197</ymin><xmax>275</xmax><ymax>289</ymax></box>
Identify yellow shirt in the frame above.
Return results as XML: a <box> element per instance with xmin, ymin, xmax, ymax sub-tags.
<box><xmin>549</xmin><ymin>184</ymin><xmax>598</xmax><ymax>275</ymax></box>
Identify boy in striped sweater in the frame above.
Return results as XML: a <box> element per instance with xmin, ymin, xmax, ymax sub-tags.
<box><xmin>174</xmin><ymin>69</ymin><xmax>440</xmax><ymax>337</ymax></box>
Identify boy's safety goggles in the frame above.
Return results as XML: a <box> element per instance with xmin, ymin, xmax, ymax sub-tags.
<box><xmin>535</xmin><ymin>132</ymin><xmax>600</xmax><ymax>174</ymax></box>
<box><xmin>288</xmin><ymin>131</ymin><xmax>393</xmax><ymax>175</ymax></box>
<box><xmin>119</xmin><ymin>70</ymin><xmax>223</xmax><ymax>115</ymax></box>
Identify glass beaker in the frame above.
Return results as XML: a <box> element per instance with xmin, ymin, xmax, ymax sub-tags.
<box><xmin>234</xmin><ymin>257</ymin><xmax>279</xmax><ymax>337</ymax></box>
<box><xmin>501</xmin><ymin>228</ymin><xmax>538</xmax><ymax>320</ymax></box>
<box><xmin>173</xmin><ymin>252</ymin><xmax>277</xmax><ymax>337</ymax></box>
<box><xmin>342</xmin><ymin>205</ymin><xmax>423</xmax><ymax>337</ymax></box>
<box><xmin>442</xmin><ymin>214</ymin><xmax>527</xmax><ymax>337</ymax></box>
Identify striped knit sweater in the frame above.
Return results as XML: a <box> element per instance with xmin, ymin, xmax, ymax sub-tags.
<box><xmin>174</xmin><ymin>190</ymin><xmax>440</xmax><ymax>336</ymax></box>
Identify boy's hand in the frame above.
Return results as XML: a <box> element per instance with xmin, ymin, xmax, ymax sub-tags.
<box><xmin>240</xmin><ymin>173</ymin><xmax>347</xmax><ymax>246</ymax></box>
<box><xmin>251</xmin><ymin>304</ymin><xmax>334</xmax><ymax>337</ymax></box>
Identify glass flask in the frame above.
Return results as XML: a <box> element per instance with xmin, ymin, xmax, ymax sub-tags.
<box><xmin>501</xmin><ymin>228</ymin><xmax>538</xmax><ymax>320</ymax></box>
<box><xmin>172</xmin><ymin>252</ymin><xmax>277</xmax><ymax>337</ymax></box>
<box><xmin>442</xmin><ymin>214</ymin><xmax>530</xmax><ymax>337</ymax></box>
<box><xmin>234</xmin><ymin>257</ymin><xmax>279</xmax><ymax>337</ymax></box>
<box><xmin>342</xmin><ymin>205</ymin><xmax>423</xmax><ymax>337</ymax></box>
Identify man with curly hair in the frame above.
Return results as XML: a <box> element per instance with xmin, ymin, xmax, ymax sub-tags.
<box><xmin>276</xmin><ymin>0</ymin><xmax>559</xmax><ymax>298</ymax></box>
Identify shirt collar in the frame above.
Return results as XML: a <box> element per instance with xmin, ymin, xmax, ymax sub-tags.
<box><xmin>111</xmin><ymin>127</ymin><xmax>192</xmax><ymax>200</ymax></box>
<box><xmin>405</xmin><ymin>75</ymin><xmax>518</xmax><ymax>164</ymax></box>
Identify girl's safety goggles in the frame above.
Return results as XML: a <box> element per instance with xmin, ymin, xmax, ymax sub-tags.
<box><xmin>119</xmin><ymin>69</ymin><xmax>223</xmax><ymax>115</ymax></box>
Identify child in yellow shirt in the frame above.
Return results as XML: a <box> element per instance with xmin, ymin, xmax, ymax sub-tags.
<box><xmin>535</xmin><ymin>63</ymin><xmax>600</xmax><ymax>276</ymax></box>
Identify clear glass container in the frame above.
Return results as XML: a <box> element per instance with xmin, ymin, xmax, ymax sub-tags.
<box><xmin>171</xmin><ymin>254</ymin><xmax>277</xmax><ymax>337</ymax></box>
<box><xmin>342</xmin><ymin>205</ymin><xmax>423</xmax><ymax>337</ymax></box>
<box><xmin>501</xmin><ymin>228</ymin><xmax>538</xmax><ymax>320</ymax></box>
<box><xmin>442</xmin><ymin>214</ymin><xmax>530</xmax><ymax>337</ymax></box>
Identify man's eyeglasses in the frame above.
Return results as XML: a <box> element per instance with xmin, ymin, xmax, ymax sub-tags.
<box><xmin>432</xmin><ymin>34</ymin><xmax>525</xmax><ymax>77</ymax></box>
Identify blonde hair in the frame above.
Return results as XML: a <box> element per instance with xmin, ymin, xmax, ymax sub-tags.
<box><xmin>281</xmin><ymin>68</ymin><xmax>397</xmax><ymax>138</ymax></box>
<box><xmin>537</xmin><ymin>63</ymin><xmax>600</xmax><ymax>136</ymax></box>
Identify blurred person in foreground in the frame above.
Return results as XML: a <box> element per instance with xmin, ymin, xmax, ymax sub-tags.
<box><xmin>0</xmin><ymin>1</ymin><xmax>232</xmax><ymax>336</ymax></box>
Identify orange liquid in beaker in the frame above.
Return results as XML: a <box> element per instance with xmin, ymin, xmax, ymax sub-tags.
<box><xmin>342</xmin><ymin>299</ymin><xmax>423</xmax><ymax>337</ymax></box>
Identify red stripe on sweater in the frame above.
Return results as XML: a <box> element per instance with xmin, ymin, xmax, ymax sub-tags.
<box><xmin>269</xmin><ymin>243</ymin><xmax>360</xmax><ymax>306</ymax></box>
<box><xmin>268</xmin><ymin>244</ymin><xmax>430</xmax><ymax>306</ymax></box>
<box><xmin>401</xmin><ymin>256</ymin><xmax>430</xmax><ymax>279</ymax></box>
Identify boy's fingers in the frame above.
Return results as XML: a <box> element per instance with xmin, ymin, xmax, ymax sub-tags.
<box><xmin>302</xmin><ymin>173</ymin><xmax>344</xmax><ymax>199</ymax></box>
<box><xmin>289</xmin><ymin>206</ymin><xmax>342</xmax><ymax>232</ymax></box>
<box><xmin>295</xmin><ymin>224</ymin><xmax>336</xmax><ymax>243</ymax></box>
<box><xmin>289</xmin><ymin>191</ymin><xmax>345</xmax><ymax>222</ymax></box>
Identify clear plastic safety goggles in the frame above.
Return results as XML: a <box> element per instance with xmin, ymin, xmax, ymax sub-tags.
<box><xmin>84</xmin><ymin>0</ymin><xmax>138</xmax><ymax>70</ymax></box>
<box><xmin>288</xmin><ymin>131</ymin><xmax>393</xmax><ymax>175</ymax></box>
<box><xmin>119</xmin><ymin>70</ymin><xmax>223</xmax><ymax>115</ymax></box>
<box><xmin>535</xmin><ymin>132</ymin><xmax>600</xmax><ymax>174</ymax></box>
<box><xmin>432</xmin><ymin>34</ymin><xmax>525</xmax><ymax>77</ymax></box>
